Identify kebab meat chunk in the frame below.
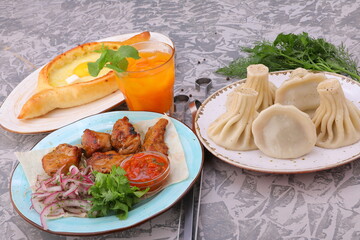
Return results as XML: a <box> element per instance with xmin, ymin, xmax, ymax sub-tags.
<box><xmin>42</xmin><ymin>143</ymin><xmax>82</xmax><ymax>176</ymax></box>
<box><xmin>142</xmin><ymin>118</ymin><xmax>169</xmax><ymax>156</ymax></box>
<box><xmin>81</xmin><ymin>129</ymin><xmax>112</xmax><ymax>157</ymax></box>
<box><xmin>111</xmin><ymin>117</ymin><xmax>142</xmax><ymax>155</ymax></box>
<box><xmin>86</xmin><ymin>151</ymin><xmax>129</xmax><ymax>173</ymax></box>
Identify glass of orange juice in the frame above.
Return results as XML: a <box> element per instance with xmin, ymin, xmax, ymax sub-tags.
<box><xmin>115</xmin><ymin>41</ymin><xmax>175</xmax><ymax>115</ymax></box>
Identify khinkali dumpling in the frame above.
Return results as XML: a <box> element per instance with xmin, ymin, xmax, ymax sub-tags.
<box><xmin>275</xmin><ymin>68</ymin><xmax>326</xmax><ymax>116</ymax></box>
<box><xmin>312</xmin><ymin>78</ymin><xmax>360</xmax><ymax>148</ymax></box>
<box><xmin>252</xmin><ymin>103</ymin><xmax>317</xmax><ymax>159</ymax></box>
<box><xmin>207</xmin><ymin>87</ymin><xmax>258</xmax><ymax>150</ymax></box>
<box><xmin>230</xmin><ymin>64</ymin><xmax>276</xmax><ymax>112</ymax></box>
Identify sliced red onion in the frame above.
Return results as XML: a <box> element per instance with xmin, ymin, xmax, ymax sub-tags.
<box><xmin>43</xmin><ymin>185</ymin><xmax>62</xmax><ymax>192</ymax></box>
<box><xmin>64</xmin><ymin>207</ymin><xmax>85</xmax><ymax>214</ymax></box>
<box><xmin>40</xmin><ymin>203</ymin><xmax>64</xmax><ymax>230</ymax></box>
<box><xmin>32</xmin><ymin>192</ymin><xmax>53</xmax><ymax>199</ymax></box>
<box><xmin>43</xmin><ymin>191</ymin><xmax>61</xmax><ymax>205</ymax></box>
<box><xmin>63</xmin><ymin>183</ymin><xmax>78</xmax><ymax>197</ymax></box>
<box><xmin>30</xmin><ymin>196</ymin><xmax>45</xmax><ymax>214</ymax></box>
<box><xmin>66</xmin><ymin>192</ymin><xmax>77</xmax><ymax>199</ymax></box>
<box><xmin>69</xmin><ymin>165</ymin><xmax>80</xmax><ymax>175</ymax></box>
<box><xmin>32</xmin><ymin>165</ymin><xmax>94</xmax><ymax>229</ymax></box>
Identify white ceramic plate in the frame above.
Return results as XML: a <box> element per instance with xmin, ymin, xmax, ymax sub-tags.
<box><xmin>10</xmin><ymin>111</ymin><xmax>203</xmax><ymax>235</ymax></box>
<box><xmin>0</xmin><ymin>32</ymin><xmax>173</xmax><ymax>134</ymax></box>
<box><xmin>195</xmin><ymin>71</ymin><xmax>360</xmax><ymax>174</ymax></box>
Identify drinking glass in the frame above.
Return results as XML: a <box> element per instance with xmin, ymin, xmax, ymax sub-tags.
<box><xmin>115</xmin><ymin>41</ymin><xmax>175</xmax><ymax>115</ymax></box>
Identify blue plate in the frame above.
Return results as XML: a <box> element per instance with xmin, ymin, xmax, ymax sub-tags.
<box><xmin>10</xmin><ymin>111</ymin><xmax>203</xmax><ymax>236</ymax></box>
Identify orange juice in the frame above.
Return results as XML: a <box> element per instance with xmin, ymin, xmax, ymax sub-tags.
<box><xmin>115</xmin><ymin>41</ymin><xmax>175</xmax><ymax>114</ymax></box>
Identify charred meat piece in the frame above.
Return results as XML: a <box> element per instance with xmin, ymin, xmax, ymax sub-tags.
<box><xmin>81</xmin><ymin>129</ymin><xmax>112</xmax><ymax>157</ymax></box>
<box><xmin>142</xmin><ymin>118</ymin><xmax>169</xmax><ymax>155</ymax></box>
<box><xmin>42</xmin><ymin>143</ymin><xmax>82</xmax><ymax>176</ymax></box>
<box><xmin>111</xmin><ymin>117</ymin><xmax>141</xmax><ymax>155</ymax></box>
<box><xmin>86</xmin><ymin>151</ymin><xmax>129</xmax><ymax>173</ymax></box>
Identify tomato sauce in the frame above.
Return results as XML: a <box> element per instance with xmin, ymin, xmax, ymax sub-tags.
<box><xmin>121</xmin><ymin>151</ymin><xmax>170</xmax><ymax>192</ymax></box>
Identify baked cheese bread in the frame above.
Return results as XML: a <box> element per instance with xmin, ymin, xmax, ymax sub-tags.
<box><xmin>18</xmin><ymin>31</ymin><xmax>151</xmax><ymax>119</ymax></box>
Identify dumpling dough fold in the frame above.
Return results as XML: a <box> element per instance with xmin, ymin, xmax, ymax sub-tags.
<box><xmin>275</xmin><ymin>68</ymin><xmax>326</xmax><ymax>116</ymax></box>
<box><xmin>207</xmin><ymin>87</ymin><xmax>258</xmax><ymax>150</ymax></box>
<box><xmin>252</xmin><ymin>103</ymin><xmax>317</xmax><ymax>159</ymax></box>
<box><xmin>312</xmin><ymin>78</ymin><xmax>360</xmax><ymax>148</ymax></box>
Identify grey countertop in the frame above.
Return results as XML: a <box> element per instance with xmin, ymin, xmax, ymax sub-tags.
<box><xmin>1</xmin><ymin>0</ymin><xmax>360</xmax><ymax>239</ymax></box>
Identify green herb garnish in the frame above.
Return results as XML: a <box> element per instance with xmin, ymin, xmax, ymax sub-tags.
<box><xmin>88</xmin><ymin>166</ymin><xmax>148</xmax><ymax>220</ymax></box>
<box><xmin>88</xmin><ymin>45</ymin><xmax>140</xmax><ymax>77</ymax></box>
<box><xmin>216</xmin><ymin>32</ymin><xmax>360</xmax><ymax>81</ymax></box>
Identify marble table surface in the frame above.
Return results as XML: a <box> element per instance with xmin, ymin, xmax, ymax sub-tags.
<box><xmin>1</xmin><ymin>0</ymin><xmax>360</xmax><ymax>239</ymax></box>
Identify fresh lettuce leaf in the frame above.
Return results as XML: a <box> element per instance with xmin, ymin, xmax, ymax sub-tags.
<box><xmin>88</xmin><ymin>166</ymin><xmax>148</xmax><ymax>219</ymax></box>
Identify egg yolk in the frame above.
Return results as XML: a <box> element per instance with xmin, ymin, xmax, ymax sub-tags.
<box><xmin>73</xmin><ymin>62</ymin><xmax>90</xmax><ymax>77</ymax></box>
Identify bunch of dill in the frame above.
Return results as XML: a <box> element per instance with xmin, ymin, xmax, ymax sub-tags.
<box><xmin>217</xmin><ymin>32</ymin><xmax>360</xmax><ymax>81</ymax></box>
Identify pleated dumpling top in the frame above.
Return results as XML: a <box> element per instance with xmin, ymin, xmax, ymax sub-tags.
<box><xmin>312</xmin><ymin>78</ymin><xmax>360</xmax><ymax>148</ymax></box>
<box><xmin>239</xmin><ymin>64</ymin><xmax>276</xmax><ymax>112</ymax></box>
<box><xmin>289</xmin><ymin>67</ymin><xmax>309</xmax><ymax>78</ymax></box>
<box><xmin>207</xmin><ymin>87</ymin><xmax>259</xmax><ymax>151</ymax></box>
<box><xmin>275</xmin><ymin>68</ymin><xmax>326</xmax><ymax>116</ymax></box>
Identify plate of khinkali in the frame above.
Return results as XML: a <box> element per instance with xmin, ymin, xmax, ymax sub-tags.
<box><xmin>195</xmin><ymin>66</ymin><xmax>360</xmax><ymax>173</ymax></box>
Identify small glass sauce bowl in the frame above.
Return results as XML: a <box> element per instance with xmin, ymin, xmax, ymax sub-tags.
<box><xmin>120</xmin><ymin>151</ymin><xmax>170</xmax><ymax>192</ymax></box>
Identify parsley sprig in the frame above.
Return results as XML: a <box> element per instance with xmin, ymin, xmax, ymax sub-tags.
<box><xmin>88</xmin><ymin>45</ymin><xmax>140</xmax><ymax>77</ymax></box>
<box><xmin>217</xmin><ymin>32</ymin><xmax>360</xmax><ymax>81</ymax></box>
<box><xmin>88</xmin><ymin>166</ymin><xmax>148</xmax><ymax>220</ymax></box>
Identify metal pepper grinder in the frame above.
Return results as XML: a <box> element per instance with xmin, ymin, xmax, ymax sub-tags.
<box><xmin>173</xmin><ymin>94</ymin><xmax>190</xmax><ymax>123</ymax></box>
<box><xmin>195</xmin><ymin>78</ymin><xmax>212</xmax><ymax>101</ymax></box>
